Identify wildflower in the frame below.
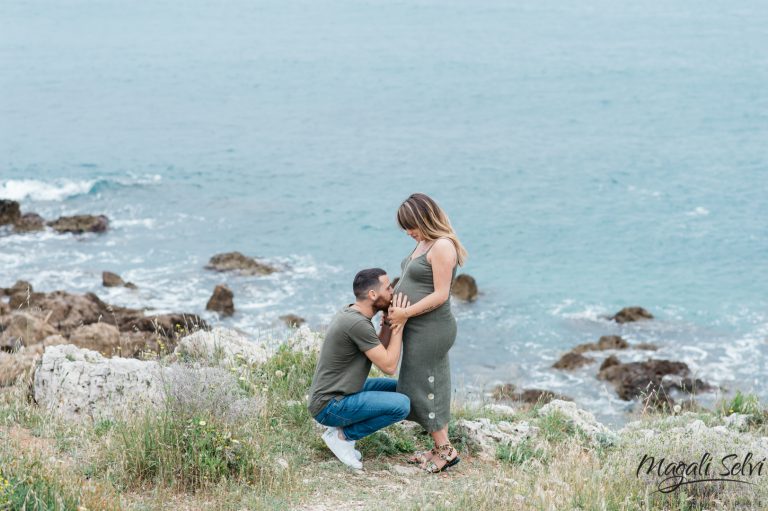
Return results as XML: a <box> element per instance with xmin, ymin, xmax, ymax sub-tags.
<box><xmin>199</xmin><ymin>420</ymin><xmax>206</xmax><ymax>426</ymax></box>
<box><xmin>275</xmin><ymin>370</ymin><xmax>285</xmax><ymax>378</ymax></box>
<box><xmin>232</xmin><ymin>439</ymin><xmax>240</xmax><ymax>444</ymax></box>
<box><xmin>673</xmin><ymin>404</ymin><xmax>681</xmax><ymax>414</ymax></box>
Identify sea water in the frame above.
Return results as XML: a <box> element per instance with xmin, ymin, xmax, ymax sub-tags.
<box><xmin>1</xmin><ymin>0</ymin><xmax>767</xmax><ymax>425</ymax></box>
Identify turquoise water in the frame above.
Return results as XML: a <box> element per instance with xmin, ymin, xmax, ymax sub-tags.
<box><xmin>2</xmin><ymin>0</ymin><xmax>767</xmax><ymax>424</ymax></box>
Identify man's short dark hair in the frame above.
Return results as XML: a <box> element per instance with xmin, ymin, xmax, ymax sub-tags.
<box><xmin>353</xmin><ymin>268</ymin><xmax>387</xmax><ymax>300</ymax></box>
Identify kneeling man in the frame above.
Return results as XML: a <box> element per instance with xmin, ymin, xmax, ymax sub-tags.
<box><xmin>308</xmin><ymin>268</ymin><xmax>410</xmax><ymax>470</ymax></box>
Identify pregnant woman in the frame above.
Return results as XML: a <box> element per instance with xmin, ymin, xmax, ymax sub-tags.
<box><xmin>387</xmin><ymin>193</ymin><xmax>468</xmax><ymax>473</ymax></box>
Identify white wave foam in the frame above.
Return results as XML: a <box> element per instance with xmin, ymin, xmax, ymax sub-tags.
<box><xmin>0</xmin><ymin>179</ymin><xmax>96</xmax><ymax>201</ymax></box>
<box><xmin>111</xmin><ymin>218</ymin><xmax>157</xmax><ymax>229</ymax></box>
<box><xmin>0</xmin><ymin>174</ymin><xmax>164</xmax><ymax>202</ymax></box>
<box><xmin>686</xmin><ymin>206</ymin><xmax>710</xmax><ymax>217</ymax></box>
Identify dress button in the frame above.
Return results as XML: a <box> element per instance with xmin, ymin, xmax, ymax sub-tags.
<box><xmin>427</xmin><ymin>393</ymin><xmax>434</xmax><ymax>400</ymax></box>
<box><xmin>428</xmin><ymin>412</ymin><xmax>435</xmax><ymax>419</ymax></box>
<box><xmin>428</xmin><ymin>376</ymin><xmax>435</xmax><ymax>383</ymax></box>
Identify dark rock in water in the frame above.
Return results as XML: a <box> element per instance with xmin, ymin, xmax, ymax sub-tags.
<box><xmin>206</xmin><ymin>284</ymin><xmax>235</xmax><ymax>316</ymax></box>
<box><xmin>597</xmin><ymin>358</ymin><xmax>713</xmax><ymax>403</ymax></box>
<box><xmin>102</xmin><ymin>271</ymin><xmax>125</xmax><ymax>287</ymax></box>
<box><xmin>205</xmin><ymin>251</ymin><xmax>277</xmax><ymax>276</ymax></box>
<box><xmin>552</xmin><ymin>351</ymin><xmax>595</xmax><ymax>370</ymax></box>
<box><xmin>47</xmin><ymin>214</ymin><xmax>109</xmax><ymax>234</ymax></box>
<box><xmin>279</xmin><ymin>314</ymin><xmax>305</xmax><ymax>327</ymax></box>
<box><xmin>13</xmin><ymin>213</ymin><xmax>45</xmax><ymax>233</ymax></box>
<box><xmin>451</xmin><ymin>274</ymin><xmax>478</xmax><ymax>302</ymax></box>
<box><xmin>596</xmin><ymin>335</ymin><xmax>629</xmax><ymax>350</ymax></box>
<box><xmin>610</xmin><ymin>306</ymin><xmax>654</xmax><ymax>323</ymax></box>
<box><xmin>634</xmin><ymin>342</ymin><xmax>658</xmax><ymax>351</ymax></box>
<box><xmin>123</xmin><ymin>313</ymin><xmax>209</xmax><ymax>336</ymax></box>
<box><xmin>573</xmin><ymin>335</ymin><xmax>630</xmax><ymax>354</ymax></box>
<box><xmin>491</xmin><ymin>383</ymin><xmax>571</xmax><ymax>404</ymax></box>
<box><xmin>600</xmin><ymin>354</ymin><xmax>621</xmax><ymax>371</ymax></box>
<box><xmin>0</xmin><ymin>200</ymin><xmax>21</xmax><ymax>226</ymax></box>
<box><xmin>102</xmin><ymin>271</ymin><xmax>136</xmax><ymax>289</ymax></box>
<box><xmin>661</xmin><ymin>374</ymin><xmax>716</xmax><ymax>394</ymax></box>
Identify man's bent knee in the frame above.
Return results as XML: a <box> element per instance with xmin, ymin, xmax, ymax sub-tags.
<box><xmin>394</xmin><ymin>394</ymin><xmax>410</xmax><ymax>420</ymax></box>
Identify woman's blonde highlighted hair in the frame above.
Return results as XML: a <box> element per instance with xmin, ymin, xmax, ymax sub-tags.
<box><xmin>396</xmin><ymin>193</ymin><xmax>467</xmax><ymax>266</ymax></box>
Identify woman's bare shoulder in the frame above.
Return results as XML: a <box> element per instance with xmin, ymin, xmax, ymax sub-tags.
<box><xmin>428</xmin><ymin>238</ymin><xmax>458</xmax><ymax>265</ymax></box>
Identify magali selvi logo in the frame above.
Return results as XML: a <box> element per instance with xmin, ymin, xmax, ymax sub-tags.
<box><xmin>637</xmin><ymin>452</ymin><xmax>766</xmax><ymax>493</ymax></box>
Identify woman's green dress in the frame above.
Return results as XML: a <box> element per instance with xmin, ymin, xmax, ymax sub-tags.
<box><xmin>394</xmin><ymin>241</ymin><xmax>457</xmax><ymax>432</ymax></box>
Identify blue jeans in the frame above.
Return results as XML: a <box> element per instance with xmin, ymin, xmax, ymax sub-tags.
<box><xmin>313</xmin><ymin>378</ymin><xmax>410</xmax><ymax>441</ymax></box>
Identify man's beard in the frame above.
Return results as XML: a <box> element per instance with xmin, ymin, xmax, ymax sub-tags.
<box><xmin>372</xmin><ymin>295</ymin><xmax>391</xmax><ymax>313</ymax></box>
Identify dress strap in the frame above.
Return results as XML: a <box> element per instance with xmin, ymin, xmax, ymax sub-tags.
<box><xmin>425</xmin><ymin>237</ymin><xmax>450</xmax><ymax>254</ymax></box>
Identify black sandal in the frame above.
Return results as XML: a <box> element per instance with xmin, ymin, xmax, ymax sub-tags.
<box><xmin>421</xmin><ymin>443</ymin><xmax>460</xmax><ymax>473</ymax></box>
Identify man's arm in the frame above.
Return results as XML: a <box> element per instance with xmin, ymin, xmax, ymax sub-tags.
<box><xmin>365</xmin><ymin>294</ymin><xmax>409</xmax><ymax>374</ymax></box>
<box><xmin>365</xmin><ymin>322</ymin><xmax>404</xmax><ymax>375</ymax></box>
<box><xmin>378</xmin><ymin>313</ymin><xmax>392</xmax><ymax>349</ymax></box>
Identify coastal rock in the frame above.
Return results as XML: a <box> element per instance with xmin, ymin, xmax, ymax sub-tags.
<box><xmin>47</xmin><ymin>214</ymin><xmax>109</xmax><ymax>234</ymax></box>
<box><xmin>454</xmin><ymin>418</ymin><xmax>539</xmax><ymax>459</ymax></box>
<box><xmin>0</xmin><ymin>334</ymin><xmax>71</xmax><ymax>386</ymax></box>
<box><xmin>9</xmin><ymin>287</ymin><xmax>206</xmax><ymax>344</ymax></box>
<box><xmin>616</xmin><ymin>419</ymin><xmax>768</xmax><ymax>506</ymax></box>
<box><xmin>205</xmin><ymin>251</ymin><xmax>277</xmax><ymax>276</ymax></box>
<box><xmin>600</xmin><ymin>354</ymin><xmax>621</xmax><ymax>371</ymax></box>
<box><xmin>174</xmin><ymin>327</ymin><xmax>269</xmax><ymax>366</ymax></box>
<box><xmin>33</xmin><ymin>344</ymin><xmax>166</xmax><ymax>420</ymax></box>
<box><xmin>491</xmin><ymin>383</ymin><xmax>572</xmax><ymax>404</ymax></box>
<box><xmin>13</xmin><ymin>291</ymin><xmax>106</xmax><ymax>334</ymax></box>
<box><xmin>33</xmin><ymin>344</ymin><xmax>263</xmax><ymax>422</ymax></box>
<box><xmin>206</xmin><ymin>284</ymin><xmax>235</xmax><ymax>316</ymax></box>
<box><xmin>723</xmin><ymin>413</ymin><xmax>751</xmax><ymax>432</ymax></box>
<box><xmin>482</xmin><ymin>403</ymin><xmax>517</xmax><ymax>417</ymax></box>
<box><xmin>4</xmin><ymin>280</ymin><xmax>33</xmax><ymax>297</ymax></box>
<box><xmin>552</xmin><ymin>351</ymin><xmax>595</xmax><ymax>370</ymax></box>
<box><xmin>102</xmin><ymin>271</ymin><xmax>125</xmax><ymax>287</ymax></box>
<box><xmin>660</xmin><ymin>374</ymin><xmax>716</xmax><ymax>394</ymax></box>
<box><xmin>0</xmin><ymin>312</ymin><xmax>58</xmax><ymax>351</ymax></box>
<box><xmin>69</xmin><ymin>323</ymin><xmax>122</xmax><ymax>356</ymax></box>
<box><xmin>451</xmin><ymin>274</ymin><xmax>478</xmax><ymax>302</ymax></box>
<box><xmin>287</xmin><ymin>325</ymin><xmax>323</xmax><ymax>353</ymax></box>
<box><xmin>0</xmin><ymin>200</ymin><xmax>21</xmax><ymax>226</ymax></box>
<box><xmin>634</xmin><ymin>342</ymin><xmax>658</xmax><ymax>350</ymax></box>
<box><xmin>279</xmin><ymin>314</ymin><xmax>306</xmax><ymax>327</ymax></box>
<box><xmin>13</xmin><ymin>213</ymin><xmax>45</xmax><ymax>233</ymax></box>
<box><xmin>572</xmin><ymin>335</ymin><xmax>629</xmax><ymax>353</ymax></box>
<box><xmin>597</xmin><ymin>359</ymin><xmax>711</xmax><ymax>404</ymax></box>
<box><xmin>120</xmin><ymin>312</ymin><xmax>209</xmax><ymax>338</ymax></box>
<box><xmin>610</xmin><ymin>306</ymin><xmax>654</xmax><ymax>323</ymax></box>
<box><xmin>0</xmin><ymin>344</ymin><xmax>44</xmax><ymax>386</ymax></box>
<box><xmin>538</xmin><ymin>400</ymin><xmax>617</xmax><ymax>446</ymax></box>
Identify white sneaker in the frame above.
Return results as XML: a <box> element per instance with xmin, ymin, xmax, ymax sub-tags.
<box><xmin>327</xmin><ymin>427</ymin><xmax>362</xmax><ymax>460</ymax></box>
<box><xmin>351</xmin><ymin>440</ymin><xmax>362</xmax><ymax>461</ymax></box>
<box><xmin>322</xmin><ymin>427</ymin><xmax>362</xmax><ymax>470</ymax></box>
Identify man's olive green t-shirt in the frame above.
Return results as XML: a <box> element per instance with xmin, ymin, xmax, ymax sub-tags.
<box><xmin>307</xmin><ymin>305</ymin><xmax>381</xmax><ymax>416</ymax></box>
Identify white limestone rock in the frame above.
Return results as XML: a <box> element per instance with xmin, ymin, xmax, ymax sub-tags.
<box><xmin>174</xmin><ymin>327</ymin><xmax>269</xmax><ymax>365</ymax></box>
<box><xmin>454</xmin><ymin>418</ymin><xmax>539</xmax><ymax>459</ymax></box>
<box><xmin>33</xmin><ymin>344</ymin><xmax>165</xmax><ymax>420</ymax></box>
<box><xmin>538</xmin><ymin>399</ymin><xmax>618</xmax><ymax>446</ymax></box>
